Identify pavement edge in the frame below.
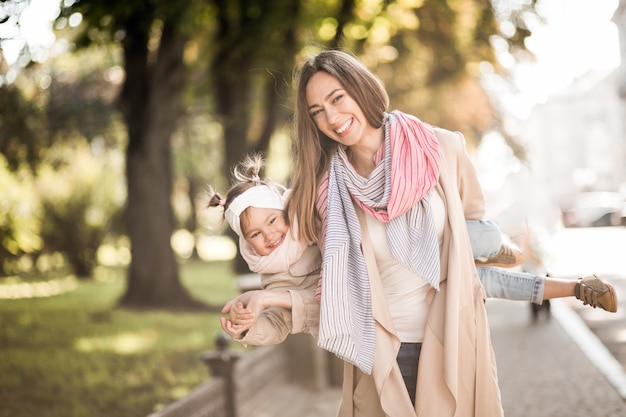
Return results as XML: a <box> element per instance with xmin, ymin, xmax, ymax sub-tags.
<box><xmin>551</xmin><ymin>298</ymin><xmax>626</xmax><ymax>400</ymax></box>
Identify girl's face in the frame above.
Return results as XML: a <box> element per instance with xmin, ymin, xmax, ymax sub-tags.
<box><xmin>305</xmin><ymin>71</ymin><xmax>371</xmax><ymax>147</ymax></box>
<box><xmin>240</xmin><ymin>207</ymin><xmax>289</xmax><ymax>256</ymax></box>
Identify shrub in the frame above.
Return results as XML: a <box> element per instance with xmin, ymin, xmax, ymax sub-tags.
<box><xmin>0</xmin><ymin>156</ymin><xmax>43</xmax><ymax>275</ymax></box>
<box><xmin>37</xmin><ymin>138</ymin><xmax>125</xmax><ymax>278</ymax></box>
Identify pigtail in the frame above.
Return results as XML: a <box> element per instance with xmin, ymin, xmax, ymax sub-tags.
<box><xmin>205</xmin><ymin>186</ymin><xmax>226</xmax><ymax>209</ymax></box>
<box><xmin>232</xmin><ymin>153</ymin><xmax>265</xmax><ymax>186</ymax></box>
<box><xmin>226</xmin><ymin>153</ymin><xmax>287</xmax><ymax>206</ymax></box>
<box><xmin>204</xmin><ymin>154</ymin><xmax>267</xmax><ymax>224</ymax></box>
<box><xmin>202</xmin><ymin>152</ymin><xmax>288</xmax><ymax>234</ymax></box>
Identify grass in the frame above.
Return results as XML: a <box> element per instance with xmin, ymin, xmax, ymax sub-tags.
<box><xmin>0</xmin><ymin>260</ymin><xmax>241</xmax><ymax>417</ymax></box>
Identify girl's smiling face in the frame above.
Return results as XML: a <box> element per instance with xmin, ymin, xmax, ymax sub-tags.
<box><xmin>240</xmin><ymin>207</ymin><xmax>289</xmax><ymax>256</ymax></box>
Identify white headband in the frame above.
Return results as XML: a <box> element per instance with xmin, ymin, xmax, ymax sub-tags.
<box><xmin>224</xmin><ymin>185</ymin><xmax>286</xmax><ymax>238</ymax></box>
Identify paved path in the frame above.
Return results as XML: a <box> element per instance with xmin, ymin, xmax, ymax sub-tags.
<box><xmin>489</xmin><ymin>298</ymin><xmax>626</xmax><ymax>417</ymax></box>
<box><xmin>253</xmin><ymin>297</ymin><xmax>626</xmax><ymax>417</ymax></box>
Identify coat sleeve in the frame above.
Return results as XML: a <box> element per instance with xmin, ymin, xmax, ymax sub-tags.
<box><xmin>237</xmin><ymin>306</ymin><xmax>292</xmax><ymax>345</ymax></box>
<box><xmin>287</xmin><ymin>286</ymin><xmax>320</xmax><ymax>337</ymax></box>
<box><xmin>237</xmin><ymin>265</ymin><xmax>320</xmax><ymax>346</ymax></box>
<box><xmin>435</xmin><ymin>128</ymin><xmax>486</xmax><ymax>220</ymax></box>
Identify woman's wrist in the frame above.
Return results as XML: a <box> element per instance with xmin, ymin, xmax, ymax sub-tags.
<box><xmin>260</xmin><ymin>290</ymin><xmax>292</xmax><ymax>309</ymax></box>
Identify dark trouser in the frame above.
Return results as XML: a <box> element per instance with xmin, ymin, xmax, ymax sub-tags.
<box><xmin>396</xmin><ymin>342</ymin><xmax>422</xmax><ymax>406</ymax></box>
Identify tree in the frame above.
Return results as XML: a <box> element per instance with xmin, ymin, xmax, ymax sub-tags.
<box><xmin>1</xmin><ymin>0</ymin><xmax>539</xmax><ymax>309</ymax></box>
<box><xmin>207</xmin><ymin>0</ymin><xmax>305</xmax><ymax>271</ymax></box>
<box><xmin>67</xmin><ymin>0</ymin><xmax>207</xmax><ymax>309</ymax></box>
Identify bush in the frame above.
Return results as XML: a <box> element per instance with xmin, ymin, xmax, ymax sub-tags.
<box><xmin>37</xmin><ymin>139</ymin><xmax>125</xmax><ymax>278</ymax></box>
<box><xmin>0</xmin><ymin>156</ymin><xmax>43</xmax><ymax>275</ymax></box>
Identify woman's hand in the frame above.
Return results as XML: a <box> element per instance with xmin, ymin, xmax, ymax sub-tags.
<box><xmin>220</xmin><ymin>316</ymin><xmax>250</xmax><ymax>340</ymax></box>
<box><xmin>220</xmin><ymin>291</ymin><xmax>265</xmax><ymax>340</ymax></box>
<box><xmin>219</xmin><ymin>290</ymin><xmax>293</xmax><ymax>340</ymax></box>
<box><xmin>220</xmin><ymin>299</ymin><xmax>255</xmax><ymax>340</ymax></box>
<box><xmin>221</xmin><ymin>291</ymin><xmax>265</xmax><ymax>319</ymax></box>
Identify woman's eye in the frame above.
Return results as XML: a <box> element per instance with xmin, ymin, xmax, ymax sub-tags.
<box><xmin>310</xmin><ymin>109</ymin><xmax>322</xmax><ymax>118</ymax></box>
<box><xmin>332</xmin><ymin>94</ymin><xmax>343</xmax><ymax>103</ymax></box>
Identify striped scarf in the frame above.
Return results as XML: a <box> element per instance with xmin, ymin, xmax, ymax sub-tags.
<box><xmin>317</xmin><ymin>110</ymin><xmax>441</xmax><ymax>374</ymax></box>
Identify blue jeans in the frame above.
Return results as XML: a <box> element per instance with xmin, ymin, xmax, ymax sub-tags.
<box><xmin>466</xmin><ymin>219</ymin><xmax>502</xmax><ymax>258</ymax></box>
<box><xmin>477</xmin><ymin>266</ymin><xmax>544</xmax><ymax>304</ymax></box>
<box><xmin>466</xmin><ymin>219</ymin><xmax>546</xmax><ymax>304</ymax></box>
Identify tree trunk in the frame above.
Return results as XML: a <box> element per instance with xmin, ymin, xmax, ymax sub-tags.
<box><xmin>117</xmin><ymin>6</ymin><xmax>206</xmax><ymax>310</ymax></box>
<box><xmin>212</xmin><ymin>0</ymin><xmax>303</xmax><ymax>273</ymax></box>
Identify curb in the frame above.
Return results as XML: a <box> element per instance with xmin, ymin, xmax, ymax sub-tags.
<box><xmin>551</xmin><ymin>298</ymin><xmax>626</xmax><ymax>400</ymax></box>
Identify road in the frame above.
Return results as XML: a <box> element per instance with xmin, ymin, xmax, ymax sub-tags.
<box><xmin>542</xmin><ymin>226</ymin><xmax>626</xmax><ymax>371</ymax></box>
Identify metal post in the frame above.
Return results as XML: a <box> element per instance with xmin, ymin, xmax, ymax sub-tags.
<box><xmin>200</xmin><ymin>333</ymin><xmax>242</xmax><ymax>417</ymax></box>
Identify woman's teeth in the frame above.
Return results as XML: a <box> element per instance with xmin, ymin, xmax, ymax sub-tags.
<box><xmin>336</xmin><ymin>119</ymin><xmax>352</xmax><ymax>134</ymax></box>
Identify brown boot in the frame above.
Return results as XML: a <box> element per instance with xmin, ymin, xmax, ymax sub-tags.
<box><xmin>475</xmin><ymin>243</ymin><xmax>523</xmax><ymax>269</ymax></box>
<box><xmin>575</xmin><ymin>274</ymin><xmax>617</xmax><ymax>313</ymax></box>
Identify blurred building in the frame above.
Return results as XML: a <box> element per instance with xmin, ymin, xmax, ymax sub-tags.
<box><xmin>524</xmin><ymin>70</ymin><xmax>623</xmax><ymax>195</ymax></box>
<box><xmin>522</xmin><ymin>1</ymin><xmax>626</xmax><ymax>199</ymax></box>
<box><xmin>474</xmin><ymin>1</ymin><xmax>626</xmax><ymax>247</ymax></box>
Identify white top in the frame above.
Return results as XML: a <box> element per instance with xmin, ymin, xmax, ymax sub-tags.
<box><xmin>364</xmin><ymin>189</ymin><xmax>445</xmax><ymax>343</ymax></box>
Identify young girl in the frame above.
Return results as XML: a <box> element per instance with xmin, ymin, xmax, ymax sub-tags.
<box><xmin>208</xmin><ymin>154</ymin><xmax>616</xmax><ymax>345</ymax></box>
<box><xmin>206</xmin><ymin>154</ymin><xmax>320</xmax><ymax>344</ymax></box>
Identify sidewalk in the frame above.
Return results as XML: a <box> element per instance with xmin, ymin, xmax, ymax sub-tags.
<box><xmin>253</xmin><ymin>298</ymin><xmax>626</xmax><ymax>417</ymax></box>
<box><xmin>488</xmin><ymin>298</ymin><xmax>626</xmax><ymax>417</ymax></box>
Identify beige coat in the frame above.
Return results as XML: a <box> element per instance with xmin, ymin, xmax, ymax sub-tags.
<box><xmin>237</xmin><ymin>128</ymin><xmax>504</xmax><ymax>417</ymax></box>
<box><xmin>336</xmin><ymin>128</ymin><xmax>504</xmax><ymax>417</ymax></box>
<box><xmin>237</xmin><ymin>244</ymin><xmax>321</xmax><ymax>345</ymax></box>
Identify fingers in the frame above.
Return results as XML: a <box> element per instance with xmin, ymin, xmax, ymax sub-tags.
<box><xmin>231</xmin><ymin>308</ymin><xmax>254</xmax><ymax>322</ymax></box>
<box><xmin>221</xmin><ymin>303</ymin><xmax>232</xmax><ymax>314</ymax></box>
<box><xmin>220</xmin><ymin>292</ymin><xmax>265</xmax><ymax>339</ymax></box>
<box><xmin>220</xmin><ymin>316</ymin><xmax>251</xmax><ymax>340</ymax></box>
<box><xmin>222</xmin><ymin>299</ymin><xmax>246</xmax><ymax>312</ymax></box>
<box><xmin>221</xmin><ymin>298</ymin><xmax>253</xmax><ymax>314</ymax></box>
<box><xmin>225</xmin><ymin>301</ymin><xmax>253</xmax><ymax>324</ymax></box>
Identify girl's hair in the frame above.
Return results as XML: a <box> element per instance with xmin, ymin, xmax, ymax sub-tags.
<box><xmin>286</xmin><ymin>49</ymin><xmax>389</xmax><ymax>243</ymax></box>
<box><xmin>206</xmin><ymin>153</ymin><xmax>287</xmax><ymax>228</ymax></box>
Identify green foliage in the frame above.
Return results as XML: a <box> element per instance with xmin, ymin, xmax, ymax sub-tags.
<box><xmin>0</xmin><ymin>155</ymin><xmax>42</xmax><ymax>275</ymax></box>
<box><xmin>36</xmin><ymin>138</ymin><xmax>125</xmax><ymax>278</ymax></box>
<box><xmin>0</xmin><ymin>78</ymin><xmax>47</xmax><ymax>171</ymax></box>
<box><xmin>0</xmin><ymin>0</ymin><xmax>541</xmax><ymax>302</ymax></box>
<box><xmin>0</xmin><ymin>260</ymin><xmax>240</xmax><ymax>417</ymax></box>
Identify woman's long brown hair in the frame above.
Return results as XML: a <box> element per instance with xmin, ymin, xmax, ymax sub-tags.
<box><xmin>286</xmin><ymin>49</ymin><xmax>389</xmax><ymax>244</ymax></box>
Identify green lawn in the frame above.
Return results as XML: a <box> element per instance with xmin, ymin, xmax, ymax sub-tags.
<box><xmin>0</xmin><ymin>260</ymin><xmax>240</xmax><ymax>417</ymax></box>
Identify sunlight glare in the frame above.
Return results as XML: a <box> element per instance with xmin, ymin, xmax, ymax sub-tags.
<box><xmin>74</xmin><ymin>330</ymin><xmax>158</xmax><ymax>355</ymax></box>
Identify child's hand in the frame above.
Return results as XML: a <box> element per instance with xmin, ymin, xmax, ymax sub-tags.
<box><xmin>220</xmin><ymin>290</ymin><xmax>288</xmax><ymax>340</ymax></box>
<box><xmin>220</xmin><ymin>317</ymin><xmax>249</xmax><ymax>340</ymax></box>
<box><xmin>221</xmin><ymin>291</ymin><xmax>265</xmax><ymax>320</ymax></box>
<box><xmin>219</xmin><ymin>297</ymin><xmax>256</xmax><ymax>340</ymax></box>
<box><xmin>229</xmin><ymin>301</ymin><xmax>255</xmax><ymax>326</ymax></box>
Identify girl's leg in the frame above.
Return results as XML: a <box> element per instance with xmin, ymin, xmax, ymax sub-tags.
<box><xmin>479</xmin><ymin>267</ymin><xmax>618</xmax><ymax>312</ymax></box>
<box><xmin>549</xmin><ymin>274</ymin><xmax>617</xmax><ymax>312</ymax></box>
<box><xmin>478</xmin><ymin>266</ymin><xmax>545</xmax><ymax>304</ymax></box>
<box><xmin>467</xmin><ymin>219</ymin><xmax>522</xmax><ymax>267</ymax></box>
<box><xmin>466</xmin><ymin>219</ymin><xmax>502</xmax><ymax>259</ymax></box>
<box><xmin>542</xmin><ymin>277</ymin><xmax>576</xmax><ymax>299</ymax></box>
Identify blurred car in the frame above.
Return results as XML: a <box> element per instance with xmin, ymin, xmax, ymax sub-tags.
<box><xmin>560</xmin><ymin>191</ymin><xmax>625</xmax><ymax>228</ymax></box>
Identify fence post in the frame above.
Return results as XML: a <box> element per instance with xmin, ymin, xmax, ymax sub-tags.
<box><xmin>200</xmin><ymin>333</ymin><xmax>242</xmax><ymax>417</ymax></box>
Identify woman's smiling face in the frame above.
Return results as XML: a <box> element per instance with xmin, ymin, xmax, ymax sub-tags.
<box><xmin>305</xmin><ymin>71</ymin><xmax>371</xmax><ymax>147</ymax></box>
<box><xmin>240</xmin><ymin>207</ymin><xmax>289</xmax><ymax>256</ymax></box>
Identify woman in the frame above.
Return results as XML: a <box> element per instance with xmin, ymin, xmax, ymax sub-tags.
<box><xmin>213</xmin><ymin>154</ymin><xmax>616</xmax><ymax>347</ymax></box>
<box><xmin>285</xmin><ymin>49</ymin><xmax>503</xmax><ymax>416</ymax></box>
